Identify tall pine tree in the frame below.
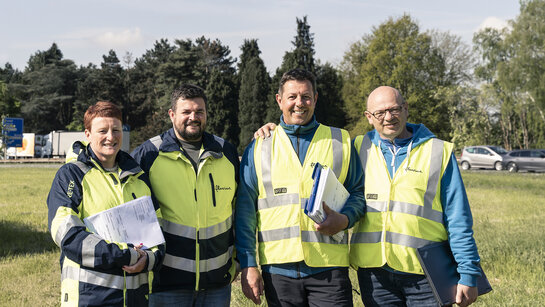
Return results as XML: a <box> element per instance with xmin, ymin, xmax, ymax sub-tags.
<box><xmin>237</xmin><ymin>39</ymin><xmax>270</xmax><ymax>153</ymax></box>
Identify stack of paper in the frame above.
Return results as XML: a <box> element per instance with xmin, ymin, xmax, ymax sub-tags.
<box><xmin>84</xmin><ymin>196</ymin><xmax>165</xmax><ymax>249</ymax></box>
<box><xmin>305</xmin><ymin>163</ymin><xmax>349</xmax><ymax>242</ymax></box>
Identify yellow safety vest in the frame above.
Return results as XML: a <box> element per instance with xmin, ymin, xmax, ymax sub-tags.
<box><xmin>254</xmin><ymin>124</ymin><xmax>351</xmax><ymax>267</ymax></box>
<box><xmin>350</xmin><ymin>135</ymin><xmax>452</xmax><ymax>274</ymax></box>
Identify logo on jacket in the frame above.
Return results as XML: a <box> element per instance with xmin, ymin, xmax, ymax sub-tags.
<box><xmin>274</xmin><ymin>187</ymin><xmax>287</xmax><ymax>194</ymax></box>
<box><xmin>67</xmin><ymin>180</ymin><xmax>75</xmax><ymax>198</ymax></box>
<box><xmin>405</xmin><ymin>166</ymin><xmax>423</xmax><ymax>173</ymax></box>
<box><xmin>366</xmin><ymin>193</ymin><xmax>378</xmax><ymax>200</ymax></box>
<box><xmin>215</xmin><ymin>185</ymin><xmax>232</xmax><ymax>192</ymax></box>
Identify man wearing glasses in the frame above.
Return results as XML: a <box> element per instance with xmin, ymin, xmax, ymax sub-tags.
<box><xmin>350</xmin><ymin>86</ymin><xmax>481</xmax><ymax>307</ymax></box>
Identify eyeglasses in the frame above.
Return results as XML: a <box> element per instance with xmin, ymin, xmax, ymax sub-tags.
<box><xmin>367</xmin><ymin>105</ymin><xmax>404</xmax><ymax>120</ymax></box>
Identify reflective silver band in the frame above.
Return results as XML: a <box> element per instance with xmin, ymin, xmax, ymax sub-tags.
<box><xmin>125</xmin><ymin>273</ymin><xmax>149</xmax><ymax>290</ymax></box>
<box><xmin>150</xmin><ymin>135</ymin><xmax>162</xmax><ymax>150</ymax></box>
<box><xmin>261</xmin><ymin>135</ymin><xmax>274</xmax><ymax>198</ymax></box>
<box><xmin>350</xmin><ymin>231</ymin><xmax>437</xmax><ymax>249</ymax></box>
<box><xmin>257</xmin><ymin>193</ymin><xmax>300</xmax><ymax>210</ymax></box>
<box><xmin>365</xmin><ymin>200</ymin><xmax>443</xmax><ymax>224</ymax></box>
<box><xmin>258</xmin><ymin>226</ymin><xmax>347</xmax><ymax>244</ymax></box>
<box><xmin>258</xmin><ymin>226</ymin><xmax>300</xmax><ymax>242</ymax></box>
<box><xmin>366</xmin><ymin>201</ymin><xmax>388</xmax><ymax>212</ymax></box>
<box><xmin>423</xmin><ymin>138</ymin><xmax>444</xmax><ymax>211</ymax></box>
<box><xmin>390</xmin><ymin>201</ymin><xmax>444</xmax><ymax>224</ymax></box>
<box><xmin>160</xmin><ymin>218</ymin><xmax>195</xmax><ymax>239</ymax></box>
<box><xmin>301</xmin><ymin>230</ymin><xmax>348</xmax><ymax>244</ymax></box>
<box><xmin>330</xmin><ymin>127</ymin><xmax>343</xmax><ymax>178</ymax></box>
<box><xmin>163</xmin><ymin>246</ymin><xmax>233</xmax><ymax>273</ymax></box>
<box><xmin>62</xmin><ymin>265</ymin><xmax>124</xmax><ymax>289</ymax></box>
<box><xmin>350</xmin><ymin>231</ymin><xmax>382</xmax><ymax>244</ymax></box>
<box><xmin>72</xmin><ymin>161</ymin><xmax>92</xmax><ymax>174</ymax></box>
<box><xmin>160</xmin><ymin>216</ymin><xmax>233</xmax><ymax>240</ymax></box>
<box><xmin>55</xmin><ymin>214</ymin><xmax>85</xmax><ymax>246</ymax></box>
<box><xmin>81</xmin><ymin>234</ymin><xmax>102</xmax><ymax>268</ymax></box>
<box><xmin>198</xmin><ymin>215</ymin><xmax>233</xmax><ymax>240</ymax></box>
<box><xmin>358</xmin><ymin>135</ymin><xmax>373</xmax><ymax>172</ymax></box>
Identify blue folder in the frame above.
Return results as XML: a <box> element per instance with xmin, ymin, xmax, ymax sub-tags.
<box><xmin>305</xmin><ymin>162</ymin><xmax>323</xmax><ymax>216</ymax></box>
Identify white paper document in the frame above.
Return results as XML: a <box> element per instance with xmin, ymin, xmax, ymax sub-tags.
<box><xmin>305</xmin><ymin>163</ymin><xmax>350</xmax><ymax>242</ymax></box>
<box><xmin>83</xmin><ymin>196</ymin><xmax>165</xmax><ymax>249</ymax></box>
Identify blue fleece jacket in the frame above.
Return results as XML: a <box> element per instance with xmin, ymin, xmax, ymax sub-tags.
<box><xmin>366</xmin><ymin>123</ymin><xmax>481</xmax><ymax>287</ymax></box>
<box><xmin>235</xmin><ymin>116</ymin><xmax>365</xmax><ymax>278</ymax></box>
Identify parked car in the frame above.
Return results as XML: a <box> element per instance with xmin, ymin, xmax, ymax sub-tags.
<box><xmin>502</xmin><ymin>149</ymin><xmax>545</xmax><ymax>172</ymax></box>
<box><xmin>459</xmin><ymin>145</ymin><xmax>508</xmax><ymax>171</ymax></box>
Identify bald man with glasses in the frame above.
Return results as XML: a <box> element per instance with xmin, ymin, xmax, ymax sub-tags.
<box><xmin>350</xmin><ymin>86</ymin><xmax>481</xmax><ymax>307</ymax></box>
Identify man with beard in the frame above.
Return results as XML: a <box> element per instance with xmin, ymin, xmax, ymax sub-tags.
<box><xmin>132</xmin><ymin>84</ymin><xmax>239</xmax><ymax>306</ymax></box>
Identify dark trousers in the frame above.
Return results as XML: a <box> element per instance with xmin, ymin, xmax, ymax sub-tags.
<box><xmin>357</xmin><ymin>268</ymin><xmax>439</xmax><ymax>307</ymax></box>
<box><xmin>263</xmin><ymin>267</ymin><xmax>353</xmax><ymax>307</ymax></box>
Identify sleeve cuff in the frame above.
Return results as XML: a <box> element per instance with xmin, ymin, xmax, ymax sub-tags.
<box><xmin>239</xmin><ymin>252</ymin><xmax>258</xmax><ymax>269</ymax></box>
<box><xmin>146</xmin><ymin>250</ymin><xmax>155</xmax><ymax>271</ymax></box>
<box><xmin>129</xmin><ymin>248</ymin><xmax>139</xmax><ymax>266</ymax></box>
<box><xmin>459</xmin><ymin>273</ymin><xmax>478</xmax><ymax>287</ymax></box>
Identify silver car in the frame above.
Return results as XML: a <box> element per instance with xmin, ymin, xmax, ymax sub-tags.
<box><xmin>503</xmin><ymin>149</ymin><xmax>545</xmax><ymax>172</ymax></box>
<box><xmin>460</xmin><ymin>145</ymin><xmax>508</xmax><ymax>171</ymax></box>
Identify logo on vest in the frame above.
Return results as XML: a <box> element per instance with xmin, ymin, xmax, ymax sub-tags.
<box><xmin>366</xmin><ymin>193</ymin><xmax>378</xmax><ymax>200</ymax></box>
<box><xmin>274</xmin><ymin>187</ymin><xmax>287</xmax><ymax>194</ymax></box>
<box><xmin>405</xmin><ymin>166</ymin><xmax>423</xmax><ymax>173</ymax></box>
<box><xmin>215</xmin><ymin>185</ymin><xmax>232</xmax><ymax>192</ymax></box>
<box><xmin>67</xmin><ymin>180</ymin><xmax>75</xmax><ymax>198</ymax></box>
<box><xmin>310</xmin><ymin>162</ymin><xmax>329</xmax><ymax>169</ymax></box>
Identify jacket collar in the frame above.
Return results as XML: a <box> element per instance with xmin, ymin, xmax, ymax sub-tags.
<box><xmin>279</xmin><ymin>115</ymin><xmax>319</xmax><ymax>136</ymax></box>
<box><xmin>159</xmin><ymin>128</ymin><xmax>224</xmax><ymax>160</ymax></box>
<box><xmin>70</xmin><ymin>141</ymin><xmax>142</xmax><ymax>178</ymax></box>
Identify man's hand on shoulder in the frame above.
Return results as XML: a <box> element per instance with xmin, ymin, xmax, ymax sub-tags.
<box><xmin>254</xmin><ymin>123</ymin><xmax>277</xmax><ymax>140</ymax></box>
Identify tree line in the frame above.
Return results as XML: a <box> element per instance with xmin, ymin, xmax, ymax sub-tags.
<box><xmin>2</xmin><ymin>1</ymin><xmax>545</xmax><ymax>154</ymax></box>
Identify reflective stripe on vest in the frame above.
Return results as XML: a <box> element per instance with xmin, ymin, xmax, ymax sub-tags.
<box><xmin>159</xmin><ymin>215</ymin><xmax>233</xmax><ymax>240</ymax></box>
<box><xmin>163</xmin><ymin>246</ymin><xmax>234</xmax><ymax>272</ymax></box>
<box><xmin>61</xmin><ymin>265</ymin><xmax>147</xmax><ymax>290</ymax></box>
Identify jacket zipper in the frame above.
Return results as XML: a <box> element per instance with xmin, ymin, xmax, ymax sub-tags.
<box><xmin>209</xmin><ymin>173</ymin><xmax>217</xmax><ymax>207</ymax></box>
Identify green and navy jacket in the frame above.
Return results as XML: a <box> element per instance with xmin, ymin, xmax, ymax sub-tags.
<box><xmin>131</xmin><ymin>129</ymin><xmax>239</xmax><ymax>292</ymax></box>
<box><xmin>47</xmin><ymin>141</ymin><xmax>165</xmax><ymax>307</ymax></box>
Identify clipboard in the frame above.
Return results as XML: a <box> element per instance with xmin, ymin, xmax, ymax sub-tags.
<box><xmin>416</xmin><ymin>241</ymin><xmax>492</xmax><ymax>306</ymax></box>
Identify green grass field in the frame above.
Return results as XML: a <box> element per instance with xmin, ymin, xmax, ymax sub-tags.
<box><xmin>1</xmin><ymin>166</ymin><xmax>544</xmax><ymax>306</ymax></box>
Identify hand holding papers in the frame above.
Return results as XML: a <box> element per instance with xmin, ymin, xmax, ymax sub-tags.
<box><xmin>84</xmin><ymin>196</ymin><xmax>165</xmax><ymax>249</ymax></box>
<box><xmin>305</xmin><ymin>163</ymin><xmax>350</xmax><ymax>242</ymax></box>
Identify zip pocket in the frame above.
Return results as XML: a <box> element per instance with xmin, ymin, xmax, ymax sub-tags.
<box><xmin>209</xmin><ymin>173</ymin><xmax>217</xmax><ymax>207</ymax></box>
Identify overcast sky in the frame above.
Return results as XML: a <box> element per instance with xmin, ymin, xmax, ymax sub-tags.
<box><xmin>0</xmin><ymin>0</ymin><xmax>520</xmax><ymax>73</ymax></box>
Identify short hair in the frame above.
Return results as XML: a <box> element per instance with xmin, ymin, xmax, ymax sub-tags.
<box><xmin>83</xmin><ymin>101</ymin><xmax>122</xmax><ymax>131</ymax></box>
<box><xmin>170</xmin><ymin>84</ymin><xmax>207</xmax><ymax>111</ymax></box>
<box><xmin>278</xmin><ymin>68</ymin><xmax>317</xmax><ymax>95</ymax></box>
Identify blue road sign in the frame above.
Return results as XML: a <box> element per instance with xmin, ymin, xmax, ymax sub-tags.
<box><xmin>2</xmin><ymin>117</ymin><xmax>24</xmax><ymax>147</ymax></box>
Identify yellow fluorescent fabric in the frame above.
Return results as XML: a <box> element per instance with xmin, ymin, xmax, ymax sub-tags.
<box><xmin>254</xmin><ymin>125</ymin><xmax>351</xmax><ymax>267</ymax></box>
<box><xmin>350</xmin><ymin>135</ymin><xmax>452</xmax><ymax>274</ymax></box>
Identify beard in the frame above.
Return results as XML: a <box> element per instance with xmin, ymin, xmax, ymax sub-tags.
<box><xmin>176</xmin><ymin>121</ymin><xmax>205</xmax><ymax>141</ymax></box>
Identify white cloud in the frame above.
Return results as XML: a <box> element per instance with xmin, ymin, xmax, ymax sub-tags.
<box><xmin>94</xmin><ymin>28</ymin><xmax>143</xmax><ymax>48</ymax></box>
<box><xmin>477</xmin><ymin>17</ymin><xmax>509</xmax><ymax>31</ymax></box>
